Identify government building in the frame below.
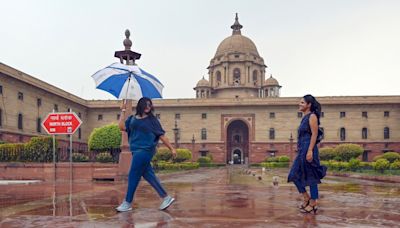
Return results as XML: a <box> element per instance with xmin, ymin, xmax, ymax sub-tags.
<box><xmin>1</xmin><ymin>15</ymin><xmax>399</xmax><ymax>164</ymax></box>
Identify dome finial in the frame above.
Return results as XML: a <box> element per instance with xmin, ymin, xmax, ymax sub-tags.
<box><xmin>231</xmin><ymin>13</ymin><xmax>243</xmax><ymax>35</ymax></box>
<box><xmin>123</xmin><ymin>29</ymin><xmax>132</xmax><ymax>50</ymax></box>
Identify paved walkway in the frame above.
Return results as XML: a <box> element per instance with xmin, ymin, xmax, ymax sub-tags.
<box><xmin>1</xmin><ymin>167</ymin><xmax>399</xmax><ymax>227</ymax></box>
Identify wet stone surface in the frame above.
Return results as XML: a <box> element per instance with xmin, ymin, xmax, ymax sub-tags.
<box><xmin>0</xmin><ymin>167</ymin><xmax>399</xmax><ymax>227</ymax></box>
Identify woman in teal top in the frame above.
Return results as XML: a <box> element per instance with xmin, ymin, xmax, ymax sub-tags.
<box><xmin>116</xmin><ymin>97</ymin><xmax>176</xmax><ymax>212</ymax></box>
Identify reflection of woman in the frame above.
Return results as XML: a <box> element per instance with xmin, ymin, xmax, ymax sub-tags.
<box><xmin>288</xmin><ymin>95</ymin><xmax>327</xmax><ymax>214</ymax></box>
<box><xmin>116</xmin><ymin>97</ymin><xmax>176</xmax><ymax>212</ymax></box>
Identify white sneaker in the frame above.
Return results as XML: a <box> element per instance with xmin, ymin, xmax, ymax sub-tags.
<box><xmin>116</xmin><ymin>200</ymin><xmax>132</xmax><ymax>212</ymax></box>
<box><xmin>159</xmin><ymin>196</ymin><xmax>175</xmax><ymax>210</ymax></box>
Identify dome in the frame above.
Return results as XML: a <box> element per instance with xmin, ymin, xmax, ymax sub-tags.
<box><xmin>265</xmin><ymin>75</ymin><xmax>280</xmax><ymax>86</ymax></box>
<box><xmin>196</xmin><ymin>77</ymin><xmax>210</xmax><ymax>87</ymax></box>
<box><xmin>215</xmin><ymin>35</ymin><xmax>259</xmax><ymax>57</ymax></box>
<box><xmin>214</xmin><ymin>14</ymin><xmax>259</xmax><ymax>57</ymax></box>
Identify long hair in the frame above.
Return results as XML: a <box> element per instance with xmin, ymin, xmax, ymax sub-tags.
<box><xmin>303</xmin><ymin>94</ymin><xmax>321</xmax><ymax>125</ymax></box>
<box><xmin>135</xmin><ymin>97</ymin><xmax>155</xmax><ymax>117</ymax></box>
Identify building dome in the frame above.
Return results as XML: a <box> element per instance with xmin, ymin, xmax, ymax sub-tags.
<box><xmin>215</xmin><ymin>35</ymin><xmax>259</xmax><ymax>57</ymax></box>
<box><xmin>196</xmin><ymin>77</ymin><xmax>210</xmax><ymax>87</ymax></box>
<box><xmin>265</xmin><ymin>75</ymin><xmax>280</xmax><ymax>86</ymax></box>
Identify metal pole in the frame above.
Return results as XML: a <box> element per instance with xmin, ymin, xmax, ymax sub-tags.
<box><xmin>52</xmin><ymin>109</ymin><xmax>56</xmax><ymax>183</ymax></box>
<box><xmin>69</xmin><ymin>109</ymin><xmax>73</xmax><ymax>182</ymax></box>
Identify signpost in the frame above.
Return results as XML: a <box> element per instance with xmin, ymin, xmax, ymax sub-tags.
<box><xmin>42</xmin><ymin>111</ymin><xmax>82</xmax><ymax>185</ymax></box>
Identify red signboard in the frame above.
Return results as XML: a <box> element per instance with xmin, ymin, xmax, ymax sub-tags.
<box><xmin>42</xmin><ymin>112</ymin><xmax>82</xmax><ymax>135</ymax></box>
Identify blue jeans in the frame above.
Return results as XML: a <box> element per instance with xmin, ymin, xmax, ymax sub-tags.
<box><xmin>294</xmin><ymin>180</ymin><xmax>319</xmax><ymax>199</ymax></box>
<box><xmin>125</xmin><ymin>150</ymin><xmax>167</xmax><ymax>203</ymax></box>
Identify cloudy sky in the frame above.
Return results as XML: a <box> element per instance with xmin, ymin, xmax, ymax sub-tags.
<box><xmin>1</xmin><ymin>0</ymin><xmax>399</xmax><ymax>100</ymax></box>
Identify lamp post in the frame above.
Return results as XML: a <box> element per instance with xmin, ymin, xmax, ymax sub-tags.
<box><xmin>172</xmin><ymin>120</ymin><xmax>180</xmax><ymax>149</ymax></box>
<box><xmin>191</xmin><ymin>134</ymin><xmax>196</xmax><ymax>154</ymax></box>
<box><xmin>289</xmin><ymin>133</ymin><xmax>294</xmax><ymax>164</ymax></box>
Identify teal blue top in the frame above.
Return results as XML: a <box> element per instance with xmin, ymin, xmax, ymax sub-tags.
<box><xmin>125</xmin><ymin>115</ymin><xmax>165</xmax><ymax>153</ymax></box>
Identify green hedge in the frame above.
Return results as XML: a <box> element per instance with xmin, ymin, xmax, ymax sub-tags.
<box><xmin>154</xmin><ymin>147</ymin><xmax>173</xmax><ymax>162</ymax></box>
<box><xmin>373</xmin><ymin>152</ymin><xmax>400</xmax><ymax>163</ymax></box>
<box><xmin>197</xmin><ymin>156</ymin><xmax>212</xmax><ymax>164</ymax></box>
<box><xmin>88</xmin><ymin>124</ymin><xmax>121</xmax><ymax>151</ymax></box>
<box><xmin>264</xmin><ymin>156</ymin><xmax>290</xmax><ymax>163</ymax></box>
<box><xmin>373</xmin><ymin>159</ymin><xmax>390</xmax><ymax>173</ymax></box>
<box><xmin>390</xmin><ymin>160</ymin><xmax>400</xmax><ymax>170</ymax></box>
<box><xmin>261</xmin><ymin>162</ymin><xmax>289</xmax><ymax>168</ymax></box>
<box><xmin>319</xmin><ymin>147</ymin><xmax>336</xmax><ymax>161</ymax></box>
<box><xmin>0</xmin><ymin>143</ymin><xmax>26</xmax><ymax>161</ymax></box>
<box><xmin>173</xmin><ymin>149</ymin><xmax>192</xmax><ymax>163</ymax></box>
<box><xmin>157</xmin><ymin>161</ymin><xmax>199</xmax><ymax>170</ymax></box>
<box><xmin>334</xmin><ymin>144</ymin><xmax>364</xmax><ymax>162</ymax></box>
<box><xmin>24</xmin><ymin>137</ymin><xmax>58</xmax><ymax>162</ymax></box>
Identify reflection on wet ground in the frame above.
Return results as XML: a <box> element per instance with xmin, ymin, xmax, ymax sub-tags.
<box><xmin>1</xmin><ymin>167</ymin><xmax>399</xmax><ymax>227</ymax></box>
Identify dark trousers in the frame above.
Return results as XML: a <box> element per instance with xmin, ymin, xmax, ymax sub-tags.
<box><xmin>294</xmin><ymin>180</ymin><xmax>319</xmax><ymax>199</ymax></box>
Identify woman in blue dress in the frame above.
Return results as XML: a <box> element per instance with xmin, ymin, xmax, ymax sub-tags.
<box><xmin>288</xmin><ymin>94</ymin><xmax>327</xmax><ymax>214</ymax></box>
<box><xmin>116</xmin><ymin>97</ymin><xmax>176</xmax><ymax>212</ymax></box>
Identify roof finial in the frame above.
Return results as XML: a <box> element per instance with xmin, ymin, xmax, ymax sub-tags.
<box><xmin>231</xmin><ymin>13</ymin><xmax>243</xmax><ymax>35</ymax></box>
<box><xmin>123</xmin><ymin>29</ymin><xmax>132</xmax><ymax>50</ymax></box>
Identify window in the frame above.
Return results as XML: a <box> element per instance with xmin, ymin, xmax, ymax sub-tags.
<box><xmin>384</xmin><ymin>127</ymin><xmax>390</xmax><ymax>139</ymax></box>
<box><xmin>78</xmin><ymin>128</ymin><xmax>81</xmax><ymax>139</ymax></box>
<box><xmin>340</xmin><ymin>112</ymin><xmax>346</xmax><ymax>118</ymax></box>
<box><xmin>216</xmin><ymin>71</ymin><xmax>222</xmax><ymax>82</ymax></box>
<box><xmin>234</xmin><ymin>54</ymin><xmax>240</xmax><ymax>58</ymax></box>
<box><xmin>18</xmin><ymin>113</ymin><xmax>23</xmax><ymax>130</ymax></box>
<box><xmin>297</xmin><ymin>112</ymin><xmax>303</xmax><ymax>118</ymax></box>
<box><xmin>269</xmin><ymin>128</ymin><xmax>275</xmax><ymax>140</ymax></box>
<box><xmin>67</xmin><ymin>108</ymin><xmax>71</xmax><ymax>112</ymax></box>
<box><xmin>233</xmin><ymin>68</ymin><xmax>241</xmax><ymax>85</ymax></box>
<box><xmin>321</xmin><ymin>112</ymin><xmax>324</xmax><ymax>118</ymax></box>
<box><xmin>362</xmin><ymin>151</ymin><xmax>368</xmax><ymax>162</ymax></box>
<box><xmin>320</xmin><ymin>127</ymin><xmax>325</xmax><ymax>139</ymax></box>
<box><xmin>175</xmin><ymin>113</ymin><xmax>180</xmax><ymax>120</ymax></box>
<box><xmin>201</xmin><ymin>113</ymin><xmax>207</xmax><ymax>119</ymax></box>
<box><xmin>37</xmin><ymin>98</ymin><xmax>42</xmax><ymax>107</ymax></box>
<box><xmin>78</xmin><ymin>112</ymin><xmax>81</xmax><ymax>118</ymax></box>
<box><xmin>201</xmin><ymin>151</ymin><xmax>207</xmax><ymax>157</ymax></box>
<box><xmin>252</xmin><ymin>70</ymin><xmax>258</xmax><ymax>84</ymax></box>
<box><xmin>201</xmin><ymin>128</ymin><xmax>207</xmax><ymax>140</ymax></box>
<box><xmin>18</xmin><ymin>92</ymin><xmax>23</xmax><ymax>101</ymax></box>
<box><xmin>0</xmin><ymin>85</ymin><xmax>3</xmax><ymax>94</ymax></box>
<box><xmin>98</xmin><ymin>114</ymin><xmax>103</xmax><ymax>120</ymax></box>
<box><xmin>117</xmin><ymin>114</ymin><xmax>121</xmax><ymax>120</ymax></box>
<box><xmin>37</xmin><ymin>117</ymin><xmax>41</xmax><ymax>133</ymax></box>
<box><xmin>340</xmin><ymin>128</ymin><xmax>346</xmax><ymax>141</ymax></box>
<box><xmin>156</xmin><ymin>113</ymin><xmax>160</xmax><ymax>119</ymax></box>
<box><xmin>362</xmin><ymin>128</ymin><xmax>368</xmax><ymax>139</ymax></box>
<box><xmin>362</xmin><ymin>112</ymin><xmax>368</xmax><ymax>118</ymax></box>
<box><xmin>54</xmin><ymin>104</ymin><xmax>58</xmax><ymax>112</ymax></box>
<box><xmin>384</xmin><ymin>111</ymin><xmax>390</xmax><ymax>117</ymax></box>
<box><xmin>269</xmin><ymin>112</ymin><xmax>275</xmax><ymax>119</ymax></box>
<box><xmin>0</xmin><ymin>109</ymin><xmax>2</xmax><ymax>127</ymax></box>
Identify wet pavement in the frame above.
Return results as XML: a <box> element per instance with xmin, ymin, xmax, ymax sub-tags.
<box><xmin>1</xmin><ymin>167</ymin><xmax>399</xmax><ymax>227</ymax></box>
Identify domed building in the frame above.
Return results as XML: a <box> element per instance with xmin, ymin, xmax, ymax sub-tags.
<box><xmin>0</xmin><ymin>14</ymin><xmax>398</xmax><ymax>168</ymax></box>
<box><xmin>195</xmin><ymin>13</ymin><xmax>281</xmax><ymax>99</ymax></box>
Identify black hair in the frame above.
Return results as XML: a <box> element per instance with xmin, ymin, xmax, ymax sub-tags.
<box><xmin>135</xmin><ymin>97</ymin><xmax>155</xmax><ymax>117</ymax></box>
<box><xmin>303</xmin><ymin>94</ymin><xmax>321</xmax><ymax>125</ymax></box>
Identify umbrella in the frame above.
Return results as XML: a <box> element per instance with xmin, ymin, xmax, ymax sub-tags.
<box><xmin>91</xmin><ymin>62</ymin><xmax>164</xmax><ymax>100</ymax></box>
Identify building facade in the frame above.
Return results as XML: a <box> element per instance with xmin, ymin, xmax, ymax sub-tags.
<box><xmin>0</xmin><ymin>15</ymin><xmax>399</xmax><ymax>163</ymax></box>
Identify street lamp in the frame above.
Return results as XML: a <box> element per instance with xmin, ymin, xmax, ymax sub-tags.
<box><xmin>289</xmin><ymin>133</ymin><xmax>294</xmax><ymax>163</ymax></box>
<box><xmin>172</xmin><ymin>120</ymin><xmax>180</xmax><ymax>148</ymax></box>
<box><xmin>191</xmin><ymin>134</ymin><xmax>196</xmax><ymax>153</ymax></box>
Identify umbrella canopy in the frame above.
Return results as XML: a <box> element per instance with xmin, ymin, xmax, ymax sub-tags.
<box><xmin>91</xmin><ymin>62</ymin><xmax>164</xmax><ymax>100</ymax></box>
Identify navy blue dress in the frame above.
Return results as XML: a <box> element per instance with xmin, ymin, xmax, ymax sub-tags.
<box><xmin>288</xmin><ymin>113</ymin><xmax>327</xmax><ymax>186</ymax></box>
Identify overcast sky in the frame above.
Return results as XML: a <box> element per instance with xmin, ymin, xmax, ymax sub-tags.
<box><xmin>1</xmin><ymin>0</ymin><xmax>399</xmax><ymax>100</ymax></box>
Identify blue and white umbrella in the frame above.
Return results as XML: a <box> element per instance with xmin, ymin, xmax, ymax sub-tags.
<box><xmin>91</xmin><ymin>62</ymin><xmax>164</xmax><ymax>100</ymax></box>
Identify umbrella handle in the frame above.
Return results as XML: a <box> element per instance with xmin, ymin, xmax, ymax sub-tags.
<box><xmin>123</xmin><ymin>75</ymin><xmax>131</xmax><ymax>105</ymax></box>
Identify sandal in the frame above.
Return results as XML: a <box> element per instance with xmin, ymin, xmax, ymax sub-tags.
<box><xmin>299</xmin><ymin>199</ymin><xmax>310</xmax><ymax>209</ymax></box>
<box><xmin>300</xmin><ymin>204</ymin><xmax>318</xmax><ymax>214</ymax></box>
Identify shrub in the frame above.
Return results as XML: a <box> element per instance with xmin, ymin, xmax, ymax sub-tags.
<box><xmin>197</xmin><ymin>156</ymin><xmax>212</xmax><ymax>164</ymax></box>
<box><xmin>88</xmin><ymin>124</ymin><xmax>121</xmax><ymax>151</ymax></box>
<box><xmin>373</xmin><ymin>158</ymin><xmax>390</xmax><ymax>173</ymax></box>
<box><xmin>265</xmin><ymin>157</ymin><xmax>278</xmax><ymax>162</ymax></box>
<box><xmin>261</xmin><ymin>162</ymin><xmax>289</xmax><ymax>168</ymax></box>
<box><xmin>348</xmin><ymin>158</ymin><xmax>361</xmax><ymax>171</ymax></box>
<box><xmin>24</xmin><ymin>137</ymin><xmax>58</xmax><ymax>162</ymax></box>
<box><xmin>372</xmin><ymin>155</ymin><xmax>384</xmax><ymax>162</ymax></box>
<box><xmin>278</xmin><ymin>156</ymin><xmax>290</xmax><ymax>162</ymax></box>
<box><xmin>359</xmin><ymin>162</ymin><xmax>373</xmax><ymax>170</ymax></box>
<box><xmin>173</xmin><ymin>149</ymin><xmax>192</xmax><ymax>163</ymax></box>
<box><xmin>382</xmin><ymin>152</ymin><xmax>400</xmax><ymax>163</ymax></box>
<box><xmin>157</xmin><ymin>161</ymin><xmax>199</xmax><ymax>170</ymax></box>
<box><xmin>96</xmin><ymin>152</ymin><xmax>114</xmax><ymax>163</ymax></box>
<box><xmin>335</xmin><ymin>144</ymin><xmax>363</xmax><ymax>162</ymax></box>
<box><xmin>319</xmin><ymin>147</ymin><xmax>336</xmax><ymax>161</ymax></box>
<box><xmin>72</xmin><ymin>153</ymin><xmax>89</xmax><ymax>162</ymax></box>
<box><xmin>154</xmin><ymin>147</ymin><xmax>173</xmax><ymax>161</ymax></box>
<box><xmin>0</xmin><ymin>143</ymin><xmax>26</xmax><ymax>162</ymax></box>
<box><xmin>390</xmin><ymin>160</ymin><xmax>400</xmax><ymax>170</ymax></box>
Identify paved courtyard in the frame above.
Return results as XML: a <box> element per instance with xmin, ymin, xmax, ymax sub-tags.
<box><xmin>1</xmin><ymin>167</ymin><xmax>399</xmax><ymax>227</ymax></box>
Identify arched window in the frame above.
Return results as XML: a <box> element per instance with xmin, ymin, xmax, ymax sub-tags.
<box><xmin>233</xmin><ymin>68</ymin><xmax>241</xmax><ymax>85</ymax></box>
<box><xmin>340</xmin><ymin>127</ymin><xmax>346</xmax><ymax>141</ymax></box>
<box><xmin>201</xmin><ymin>128</ymin><xmax>207</xmax><ymax>140</ymax></box>
<box><xmin>252</xmin><ymin>70</ymin><xmax>258</xmax><ymax>84</ymax></box>
<box><xmin>362</xmin><ymin>128</ymin><xmax>368</xmax><ymax>139</ymax></box>
<box><xmin>384</xmin><ymin>127</ymin><xmax>390</xmax><ymax>139</ymax></box>
<box><xmin>216</xmin><ymin>71</ymin><xmax>221</xmax><ymax>82</ymax></box>
<box><xmin>269</xmin><ymin>128</ymin><xmax>275</xmax><ymax>140</ymax></box>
